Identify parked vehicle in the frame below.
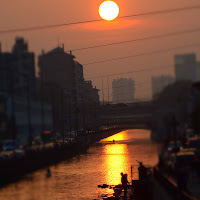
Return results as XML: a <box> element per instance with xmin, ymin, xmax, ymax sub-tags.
<box><xmin>167</xmin><ymin>151</ymin><xmax>198</xmax><ymax>172</ymax></box>
<box><xmin>185</xmin><ymin>129</ymin><xmax>194</xmax><ymax>138</ymax></box>
<box><xmin>32</xmin><ymin>136</ymin><xmax>42</xmax><ymax>145</ymax></box>
<box><xmin>186</xmin><ymin>137</ymin><xmax>200</xmax><ymax>148</ymax></box>
<box><xmin>167</xmin><ymin>140</ymin><xmax>183</xmax><ymax>152</ymax></box>
<box><xmin>1</xmin><ymin>140</ymin><xmax>17</xmax><ymax>151</ymax></box>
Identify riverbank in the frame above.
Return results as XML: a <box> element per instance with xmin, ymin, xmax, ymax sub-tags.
<box><xmin>0</xmin><ymin>128</ymin><xmax>124</xmax><ymax>188</ymax></box>
<box><xmin>0</xmin><ymin>129</ymin><xmax>161</xmax><ymax>200</ymax></box>
<box><xmin>152</xmin><ymin>166</ymin><xmax>198</xmax><ymax>200</ymax></box>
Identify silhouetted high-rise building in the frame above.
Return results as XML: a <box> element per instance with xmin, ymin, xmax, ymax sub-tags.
<box><xmin>0</xmin><ymin>53</ymin><xmax>13</xmax><ymax>93</ymax></box>
<box><xmin>38</xmin><ymin>46</ymin><xmax>77</xmax><ymax>90</ymax></box>
<box><xmin>38</xmin><ymin>46</ymin><xmax>100</xmax><ymax>133</ymax></box>
<box><xmin>38</xmin><ymin>46</ymin><xmax>77</xmax><ymax>133</ymax></box>
<box><xmin>196</xmin><ymin>62</ymin><xmax>200</xmax><ymax>82</ymax></box>
<box><xmin>0</xmin><ymin>38</ymin><xmax>51</xmax><ymax>145</ymax></box>
<box><xmin>112</xmin><ymin>78</ymin><xmax>135</xmax><ymax>104</ymax></box>
<box><xmin>83</xmin><ymin>80</ymin><xmax>100</xmax><ymax>130</ymax></box>
<box><xmin>151</xmin><ymin>75</ymin><xmax>174</xmax><ymax>98</ymax></box>
<box><xmin>38</xmin><ymin>46</ymin><xmax>86</xmax><ymax>101</ymax></box>
<box><xmin>174</xmin><ymin>54</ymin><xmax>197</xmax><ymax>82</ymax></box>
<box><xmin>0</xmin><ymin>37</ymin><xmax>36</xmax><ymax>98</ymax></box>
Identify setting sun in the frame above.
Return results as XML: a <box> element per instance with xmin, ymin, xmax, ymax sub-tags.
<box><xmin>99</xmin><ymin>1</ymin><xmax>119</xmax><ymax>21</ymax></box>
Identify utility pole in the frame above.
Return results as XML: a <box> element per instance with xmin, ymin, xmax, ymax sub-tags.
<box><xmin>82</xmin><ymin>97</ymin><xmax>85</xmax><ymax>131</ymax></box>
<box><xmin>102</xmin><ymin>76</ymin><xmax>104</xmax><ymax>105</ymax></box>
<box><xmin>63</xmin><ymin>88</ymin><xmax>72</xmax><ymax>141</ymax></box>
<box><xmin>8</xmin><ymin>65</ymin><xmax>16</xmax><ymax>155</ymax></box>
<box><xmin>76</xmin><ymin>103</ymin><xmax>79</xmax><ymax>137</ymax></box>
<box><xmin>25</xmin><ymin>76</ymin><xmax>32</xmax><ymax>146</ymax></box>
<box><xmin>41</xmin><ymin>62</ymin><xmax>45</xmax><ymax>144</ymax></box>
<box><xmin>61</xmin><ymin>88</ymin><xmax>64</xmax><ymax>144</ymax></box>
<box><xmin>85</xmin><ymin>95</ymin><xmax>88</xmax><ymax>132</ymax></box>
<box><xmin>51</xmin><ymin>85</ymin><xmax>56</xmax><ymax>141</ymax></box>
<box><xmin>107</xmin><ymin>76</ymin><xmax>110</xmax><ymax>103</ymax></box>
<box><xmin>5</xmin><ymin>65</ymin><xmax>16</xmax><ymax>155</ymax></box>
<box><xmin>68</xmin><ymin>94</ymin><xmax>72</xmax><ymax>141</ymax></box>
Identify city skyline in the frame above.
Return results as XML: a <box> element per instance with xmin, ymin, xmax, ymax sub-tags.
<box><xmin>1</xmin><ymin>1</ymin><xmax>200</xmax><ymax>198</ymax></box>
<box><xmin>0</xmin><ymin>0</ymin><xmax>200</xmax><ymax>100</ymax></box>
<box><xmin>112</xmin><ymin>78</ymin><xmax>135</xmax><ymax>103</ymax></box>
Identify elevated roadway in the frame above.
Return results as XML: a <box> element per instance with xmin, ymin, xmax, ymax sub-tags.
<box><xmin>98</xmin><ymin>101</ymin><xmax>153</xmax><ymax>129</ymax></box>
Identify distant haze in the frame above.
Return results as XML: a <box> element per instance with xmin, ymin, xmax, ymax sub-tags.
<box><xmin>0</xmin><ymin>0</ymin><xmax>200</xmax><ymax>100</ymax></box>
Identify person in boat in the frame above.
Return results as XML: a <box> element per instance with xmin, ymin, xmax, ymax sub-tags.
<box><xmin>138</xmin><ymin>162</ymin><xmax>147</xmax><ymax>180</ymax></box>
<box><xmin>121</xmin><ymin>173</ymin><xmax>128</xmax><ymax>197</ymax></box>
<box><xmin>46</xmin><ymin>168</ymin><xmax>51</xmax><ymax>177</ymax></box>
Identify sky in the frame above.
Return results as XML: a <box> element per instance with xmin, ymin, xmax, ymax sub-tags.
<box><xmin>0</xmin><ymin>0</ymin><xmax>200</xmax><ymax>101</ymax></box>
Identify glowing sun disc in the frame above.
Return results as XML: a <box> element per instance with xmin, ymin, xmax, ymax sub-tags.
<box><xmin>99</xmin><ymin>1</ymin><xmax>119</xmax><ymax>21</ymax></box>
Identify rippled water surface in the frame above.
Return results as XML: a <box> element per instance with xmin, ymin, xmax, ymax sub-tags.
<box><xmin>0</xmin><ymin>129</ymin><xmax>162</xmax><ymax>200</ymax></box>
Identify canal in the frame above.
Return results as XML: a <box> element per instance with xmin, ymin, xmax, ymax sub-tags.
<box><xmin>0</xmin><ymin>129</ymin><xmax>163</xmax><ymax>200</ymax></box>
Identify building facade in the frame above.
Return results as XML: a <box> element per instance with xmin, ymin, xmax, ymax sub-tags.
<box><xmin>0</xmin><ymin>38</ymin><xmax>36</xmax><ymax>99</ymax></box>
<box><xmin>0</xmin><ymin>94</ymin><xmax>53</xmax><ymax>145</ymax></box>
<box><xmin>82</xmin><ymin>81</ymin><xmax>100</xmax><ymax>130</ymax></box>
<box><xmin>112</xmin><ymin>78</ymin><xmax>135</xmax><ymax>104</ymax></box>
<box><xmin>0</xmin><ymin>38</ymin><xmax>53</xmax><ymax>146</ymax></box>
<box><xmin>174</xmin><ymin>54</ymin><xmax>198</xmax><ymax>82</ymax></box>
<box><xmin>38</xmin><ymin>46</ymin><xmax>100</xmax><ymax>134</ymax></box>
<box><xmin>196</xmin><ymin>62</ymin><xmax>200</xmax><ymax>82</ymax></box>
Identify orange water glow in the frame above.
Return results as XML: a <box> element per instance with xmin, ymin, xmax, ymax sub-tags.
<box><xmin>102</xmin><ymin>130</ymin><xmax>128</xmax><ymax>142</ymax></box>
<box><xmin>103</xmin><ymin>144</ymin><xmax>128</xmax><ymax>186</ymax></box>
<box><xmin>101</xmin><ymin>131</ymin><xmax>130</xmax><ymax>186</ymax></box>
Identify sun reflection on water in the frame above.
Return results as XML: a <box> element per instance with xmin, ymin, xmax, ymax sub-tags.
<box><xmin>103</xmin><ymin>143</ymin><xmax>129</xmax><ymax>186</ymax></box>
<box><xmin>101</xmin><ymin>131</ymin><xmax>128</xmax><ymax>142</ymax></box>
<box><xmin>0</xmin><ymin>129</ymin><xmax>162</xmax><ymax>200</ymax></box>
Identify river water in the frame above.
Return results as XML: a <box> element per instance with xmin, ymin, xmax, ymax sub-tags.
<box><xmin>0</xmin><ymin>129</ymin><xmax>162</xmax><ymax>200</ymax></box>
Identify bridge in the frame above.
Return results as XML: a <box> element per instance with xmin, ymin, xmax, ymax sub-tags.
<box><xmin>98</xmin><ymin>101</ymin><xmax>153</xmax><ymax>129</ymax></box>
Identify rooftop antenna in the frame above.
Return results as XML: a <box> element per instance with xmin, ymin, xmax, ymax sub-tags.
<box><xmin>57</xmin><ymin>36</ymin><xmax>60</xmax><ymax>47</ymax></box>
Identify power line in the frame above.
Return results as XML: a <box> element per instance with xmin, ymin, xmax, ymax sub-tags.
<box><xmin>72</xmin><ymin>27</ymin><xmax>200</xmax><ymax>51</ymax></box>
<box><xmin>104</xmin><ymin>87</ymin><xmax>151</xmax><ymax>98</ymax></box>
<box><xmin>0</xmin><ymin>5</ymin><xmax>200</xmax><ymax>34</ymax></box>
<box><xmin>104</xmin><ymin>82</ymin><xmax>149</xmax><ymax>91</ymax></box>
<box><xmin>86</xmin><ymin>64</ymin><xmax>174</xmax><ymax>80</ymax></box>
<box><xmin>0</xmin><ymin>19</ymin><xmax>100</xmax><ymax>35</ymax></box>
<box><xmin>117</xmin><ymin>5</ymin><xmax>200</xmax><ymax>19</ymax></box>
<box><xmin>83</xmin><ymin>43</ymin><xmax>200</xmax><ymax>65</ymax></box>
<box><xmin>91</xmin><ymin>62</ymin><xmax>192</xmax><ymax>96</ymax></box>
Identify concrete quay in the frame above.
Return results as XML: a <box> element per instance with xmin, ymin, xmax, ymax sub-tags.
<box><xmin>152</xmin><ymin>166</ymin><xmax>199</xmax><ymax>200</ymax></box>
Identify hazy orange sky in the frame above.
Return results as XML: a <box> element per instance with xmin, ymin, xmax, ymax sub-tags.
<box><xmin>0</xmin><ymin>0</ymin><xmax>200</xmax><ymax>100</ymax></box>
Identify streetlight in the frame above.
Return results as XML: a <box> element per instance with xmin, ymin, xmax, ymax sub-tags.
<box><xmin>19</xmin><ymin>75</ymin><xmax>32</xmax><ymax>147</ymax></box>
<box><xmin>1</xmin><ymin>65</ymin><xmax>16</xmax><ymax>154</ymax></box>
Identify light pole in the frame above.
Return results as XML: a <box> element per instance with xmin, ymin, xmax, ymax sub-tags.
<box><xmin>0</xmin><ymin>65</ymin><xmax>21</xmax><ymax>154</ymax></box>
<box><xmin>16</xmin><ymin>73</ymin><xmax>33</xmax><ymax>147</ymax></box>
<box><xmin>61</xmin><ymin>88</ymin><xmax>64</xmax><ymax>144</ymax></box>
<box><xmin>68</xmin><ymin>93</ymin><xmax>72</xmax><ymax>141</ymax></box>
<box><xmin>40</xmin><ymin>61</ymin><xmax>45</xmax><ymax>145</ymax></box>
<box><xmin>5</xmin><ymin>65</ymin><xmax>16</xmax><ymax>154</ymax></box>
<box><xmin>23</xmin><ymin>76</ymin><xmax>32</xmax><ymax>146</ymax></box>
<box><xmin>63</xmin><ymin>88</ymin><xmax>72</xmax><ymax>142</ymax></box>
